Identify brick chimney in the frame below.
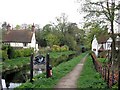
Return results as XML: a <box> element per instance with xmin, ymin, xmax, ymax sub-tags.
<box><xmin>32</xmin><ymin>23</ymin><xmax>35</xmax><ymax>32</ymax></box>
<box><xmin>7</xmin><ymin>24</ymin><xmax>11</xmax><ymax>31</ymax></box>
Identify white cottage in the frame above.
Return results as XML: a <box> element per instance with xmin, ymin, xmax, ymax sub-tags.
<box><xmin>92</xmin><ymin>34</ymin><xmax>120</xmax><ymax>57</ymax></box>
<box><xmin>2</xmin><ymin>24</ymin><xmax>39</xmax><ymax>51</ymax></box>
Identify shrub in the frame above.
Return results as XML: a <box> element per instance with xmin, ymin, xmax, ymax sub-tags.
<box><xmin>50</xmin><ymin>54</ymin><xmax>69</xmax><ymax>67</ymax></box>
<box><xmin>7</xmin><ymin>45</ymin><xmax>15</xmax><ymax>59</ymax></box>
<box><xmin>14</xmin><ymin>48</ymin><xmax>33</xmax><ymax>58</ymax></box>
<box><xmin>14</xmin><ymin>49</ymin><xmax>24</xmax><ymax>57</ymax></box>
<box><xmin>51</xmin><ymin>45</ymin><xmax>61</xmax><ymax>52</ymax></box>
<box><xmin>2</xmin><ymin>44</ymin><xmax>8</xmax><ymax>50</ymax></box>
<box><xmin>23</xmin><ymin>48</ymin><xmax>33</xmax><ymax>57</ymax></box>
<box><xmin>1</xmin><ymin>50</ymin><xmax>8</xmax><ymax>61</ymax></box>
<box><xmin>60</xmin><ymin>45</ymin><xmax>69</xmax><ymax>51</ymax></box>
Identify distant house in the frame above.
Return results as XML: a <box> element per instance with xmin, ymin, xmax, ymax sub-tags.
<box><xmin>92</xmin><ymin>34</ymin><xmax>120</xmax><ymax>57</ymax></box>
<box><xmin>2</xmin><ymin>24</ymin><xmax>39</xmax><ymax>51</ymax></box>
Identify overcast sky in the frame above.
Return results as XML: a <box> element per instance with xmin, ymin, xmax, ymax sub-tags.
<box><xmin>0</xmin><ymin>0</ymin><xmax>85</xmax><ymax>28</ymax></box>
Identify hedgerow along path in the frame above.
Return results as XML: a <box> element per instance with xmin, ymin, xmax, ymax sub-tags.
<box><xmin>54</xmin><ymin>54</ymin><xmax>88</xmax><ymax>88</ymax></box>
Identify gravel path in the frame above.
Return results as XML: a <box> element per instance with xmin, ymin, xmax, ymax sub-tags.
<box><xmin>54</xmin><ymin>54</ymin><xmax>88</xmax><ymax>89</ymax></box>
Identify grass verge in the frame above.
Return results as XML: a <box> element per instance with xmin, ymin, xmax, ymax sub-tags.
<box><xmin>77</xmin><ymin>55</ymin><xmax>108</xmax><ymax>89</ymax></box>
<box><xmin>16</xmin><ymin>53</ymin><xmax>86</xmax><ymax>88</ymax></box>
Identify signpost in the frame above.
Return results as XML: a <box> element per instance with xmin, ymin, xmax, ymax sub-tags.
<box><xmin>30</xmin><ymin>53</ymin><xmax>34</xmax><ymax>82</ymax></box>
<box><xmin>46</xmin><ymin>53</ymin><xmax>50</xmax><ymax>78</ymax></box>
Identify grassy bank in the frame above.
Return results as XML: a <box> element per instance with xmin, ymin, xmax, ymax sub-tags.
<box><xmin>16</xmin><ymin>53</ymin><xmax>86</xmax><ymax>88</ymax></box>
<box><xmin>2</xmin><ymin>57</ymin><xmax>30</xmax><ymax>74</ymax></box>
<box><xmin>49</xmin><ymin>51</ymin><xmax>76</xmax><ymax>58</ymax></box>
<box><xmin>2</xmin><ymin>51</ymin><xmax>76</xmax><ymax>73</ymax></box>
<box><xmin>77</xmin><ymin>55</ymin><xmax>107</xmax><ymax>89</ymax></box>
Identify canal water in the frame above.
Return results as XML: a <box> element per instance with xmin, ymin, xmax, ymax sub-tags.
<box><xmin>2</xmin><ymin>64</ymin><xmax>45</xmax><ymax>89</ymax></box>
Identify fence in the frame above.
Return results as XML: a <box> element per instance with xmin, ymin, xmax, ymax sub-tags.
<box><xmin>91</xmin><ymin>53</ymin><xmax>119</xmax><ymax>88</ymax></box>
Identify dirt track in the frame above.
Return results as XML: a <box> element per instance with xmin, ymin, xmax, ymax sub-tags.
<box><xmin>54</xmin><ymin>54</ymin><xmax>88</xmax><ymax>88</ymax></box>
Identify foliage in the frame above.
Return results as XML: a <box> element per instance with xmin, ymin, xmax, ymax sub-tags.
<box><xmin>60</xmin><ymin>45</ymin><xmax>69</xmax><ymax>51</ymax></box>
<box><xmin>64</xmin><ymin>33</ymin><xmax>77</xmax><ymax>50</ymax></box>
<box><xmin>2</xmin><ymin>57</ymin><xmax>30</xmax><ymax>73</ymax></box>
<box><xmin>50</xmin><ymin>51</ymin><xmax>76</xmax><ymax>67</ymax></box>
<box><xmin>2</xmin><ymin>51</ymin><xmax>75</xmax><ymax>74</ymax></box>
<box><xmin>35</xmin><ymin>13</ymin><xmax>85</xmax><ymax>51</ymax></box>
<box><xmin>84</xmin><ymin>23</ymin><xmax>108</xmax><ymax>49</ymax></box>
<box><xmin>16</xmin><ymin>53</ymin><xmax>86</xmax><ymax>88</ymax></box>
<box><xmin>98</xmin><ymin>58</ymin><xmax>109</xmax><ymax>66</ymax></box>
<box><xmin>77</xmin><ymin>55</ymin><xmax>107</xmax><ymax>88</ymax></box>
<box><xmin>45</xmin><ymin>33</ymin><xmax>60</xmax><ymax>47</ymax></box>
<box><xmin>14</xmin><ymin>49</ymin><xmax>24</xmax><ymax>58</ymax></box>
<box><xmin>7</xmin><ymin>45</ymin><xmax>15</xmax><ymax>59</ymax></box>
<box><xmin>2</xmin><ymin>44</ymin><xmax>9</xmax><ymax>50</ymax></box>
<box><xmin>51</xmin><ymin>45</ymin><xmax>61</xmax><ymax>52</ymax></box>
<box><xmin>1</xmin><ymin>50</ymin><xmax>8</xmax><ymax>61</ymax></box>
<box><xmin>51</xmin><ymin>45</ymin><xmax>69</xmax><ymax>52</ymax></box>
<box><xmin>98</xmin><ymin>51</ymin><xmax>108</xmax><ymax>58</ymax></box>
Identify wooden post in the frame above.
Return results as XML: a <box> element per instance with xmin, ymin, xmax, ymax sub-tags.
<box><xmin>30</xmin><ymin>53</ymin><xmax>34</xmax><ymax>82</ymax></box>
<box><xmin>112</xmin><ymin>70</ymin><xmax>114</xmax><ymax>86</ymax></box>
<box><xmin>118</xmin><ymin>66</ymin><xmax>120</xmax><ymax>90</ymax></box>
<box><xmin>105</xmin><ymin>67</ymin><xmax>106</xmax><ymax>81</ymax></box>
<box><xmin>46</xmin><ymin>53</ymin><xmax>50</xmax><ymax>78</ymax></box>
<box><xmin>107</xmin><ymin>68</ymin><xmax>110</xmax><ymax>88</ymax></box>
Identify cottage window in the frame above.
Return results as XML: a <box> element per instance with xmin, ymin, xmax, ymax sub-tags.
<box><xmin>107</xmin><ymin>43</ymin><xmax>111</xmax><ymax>49</ymax></box>
<box><xmin>23</xmin><ymin>43</ymin><xmax>27</xmax><ymax>47</ymax></box>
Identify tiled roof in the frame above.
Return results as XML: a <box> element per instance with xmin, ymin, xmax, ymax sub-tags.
<box><xmin>3</xmin><ymin>30</ymin><xmax>33</xmax><ymax>43</ymax></box>
<box><xmin>97</xmin><ymin>35</ymin><xmax>109</xmax><ymax>44</ymax></box>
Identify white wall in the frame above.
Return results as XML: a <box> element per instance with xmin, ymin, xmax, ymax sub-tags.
<box><xmin>30</xmin><ymin>33</ymin><xmax>37</xmax><ymax>51</ymax></box>
<box><xmin>10</xmin><ymin>42</ymin><xmax>23</xmax><ymax>47</ymax></box>
<box><xmin>92</xmin><ymin>36</ymin><xmax>98</xmax><ymax>57</ymax></box>
<box><xmin>105</xmin><ymin>38</ymin><xmax>112</xmax><ymax>50</ymax></box>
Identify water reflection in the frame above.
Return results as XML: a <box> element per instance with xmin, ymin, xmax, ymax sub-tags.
<box><xmin>2</xmin><ymin>79</ymin><xmax>22</xmax><ymax>89</ymax></box>
<box><xmin>2</xmin><ymin>68</ymin><xmax>43</xmax><ymax>89</ymax></box>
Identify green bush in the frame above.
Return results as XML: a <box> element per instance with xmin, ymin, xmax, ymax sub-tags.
<box><xmin>51</xmin><ymin>45</ymin><xmax>61</xmax><ymax>52</ymax></box>
<box><xmin>23</xmin><ymin>48</ymin><xmax>33</xmax><ymax>57</ymax></box>
<box><xmin>14</xmin><ymin>50</ymin><xmax>23</xmax><ymax>58</ymax></box>
<box><xmin>51</xmin><ymin>45</ymin><xmax>69</xmax><ymax>52</ymax></box>
<box><xmin>14</xmin><ymin>48</ymin><xmax>33</xmax><ymax>58</ymax></box>
<box><xmin>7</xmin><ymin>45</ymin><xmax>15</xmax><ymax>59</ymax></box>
<box><xmin>50</xmin><ymin>54</ymin><xmax>69</xmax><ymax>67</ymax></box>
<box><xmin>1</xmin><ymin>44</ymin><xmax>8</xmax><ymax>50</ymax></box>
<box><xmin>1</xmin><ymin>50</ymin><xmax>8</xmax><ymax>60</ymax></box>
<box><xmin>60</xmin><ymin>45</ymin><xmax>69</xmax><ymax>51</ymax></box>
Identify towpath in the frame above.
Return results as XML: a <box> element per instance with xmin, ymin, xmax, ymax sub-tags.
<box><xmin>54</xmin><ymin>54</ymin><xmax>88</xmax><ymax>88</ymax></box>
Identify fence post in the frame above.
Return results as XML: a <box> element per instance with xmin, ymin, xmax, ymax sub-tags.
<box><xmin>107</xmin><ymin>68</ymin><xmax>110</xmax><ymax>88</ymax></box>
<box><xmin>112</xmin><ymin>70</ymin><xmax>114</xmax><ymax>86</ymax></box>
<box><xmin>105</xmin><ymin>67</ymin><xmax>106</xmax><ymax>81</ymax></box>
<box><xmin>30</xmin><ymin>53</ymin><xmax>34</xmax><ymax>82</ymax></box>
<box><xmin>118</xmin><ymin>66</ymin><xmax>120</xmax><ymax>90</ymax></box>
<box><xmin>46</xmin><ymin>53</ymin><xmax>50</xmax><ymax>78</ymax></box>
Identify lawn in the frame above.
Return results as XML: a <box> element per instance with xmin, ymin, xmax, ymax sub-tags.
<box><xmin>77</xmin><ymin>55</ymin><xmax>108</xmax><ymax>89</ymax></box>
<box><xmin>16</xmin><ymin>53</ymin><xmax>86</xmax><ymax>88</ymax></box>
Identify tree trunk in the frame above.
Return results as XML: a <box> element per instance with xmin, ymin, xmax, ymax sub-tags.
<box><xmin>110</xmin><ymin>20</ymin><xmax>116</xmax><ymax>64</ymax></box>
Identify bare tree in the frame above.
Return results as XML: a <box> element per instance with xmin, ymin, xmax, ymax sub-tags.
<box><xmin>80</xmin><ymin>0</ymin><xmax>120</xmax><ymax>64</ymax></box>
